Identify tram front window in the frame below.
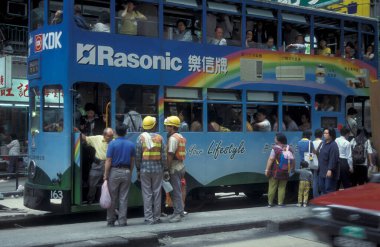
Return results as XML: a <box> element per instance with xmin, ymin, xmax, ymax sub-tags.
<box><xmin>43</xmin><ymin>85</ymin><xmax>64</xmax><ymax>132</ymax></box>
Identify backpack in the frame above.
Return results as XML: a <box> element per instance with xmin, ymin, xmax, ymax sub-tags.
<box><xmin>352</xmin><ymin>139</ymin><xmax>366</xmax><ymax>164</ymax></box>
<box><xmin>273</xmin><ymin>145</ymin><xmax>294</xmax><ymax>180</ymax></box>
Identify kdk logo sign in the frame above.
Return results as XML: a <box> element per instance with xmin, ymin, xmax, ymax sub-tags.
<box><xmin>34</xmin><ymin>31</ymin><xmax>62</xmax><ymax>52</ymax></box>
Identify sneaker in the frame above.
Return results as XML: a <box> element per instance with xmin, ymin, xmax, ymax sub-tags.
<box><xmin>303</xmin><ymin>204</ymin><xmax>308</xmax><ymax>207</ymax></box>
<box><xmin>180</xmin><ymin>211</ymin><xmax>188</xmax><ymax>218</ymax></box>
<box><xmin>154</xmin><ymin>219</ymin><xmax>162</xmax><ymax>224</ymax></box>
<box><xmin>107</xmin><ymin>222</ymin><xmax>115</xmax><ymax>227</ymax></box>
<box><xmin>296</xmin><ymin>203</ymin><xmax>302</xmax><ymax>207</ymax></box>
<box><xmin>267</xmin><ymin>204</ymin><xmax>274</xmax><ymax>208</ymax></box>
<box><xmin>169</xmin><ymin>214</ymin><xmax>181</xmax><ymax>223</ymax></box>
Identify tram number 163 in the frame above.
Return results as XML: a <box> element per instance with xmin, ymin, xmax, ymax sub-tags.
<box><xmin>51</xmin><ymin>190</ymin><xmax>63</xmax><ymax>200</ymax></box>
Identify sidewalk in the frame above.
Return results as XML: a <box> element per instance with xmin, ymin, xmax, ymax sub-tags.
<box><xmin>0</xmin><ymin>196</ymin><xmax>312</xmax><ymax>247</ymax></box>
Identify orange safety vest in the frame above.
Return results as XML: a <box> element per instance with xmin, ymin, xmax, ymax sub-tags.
<box><xmin>171</xmin><ymin>133</ymin><xmax>186</xmax><ymax>161</ymax></box>
<box><xmin>141</xmin><ymin>134</ymin><xmax>163</xmax><ymax>161</ymax></box>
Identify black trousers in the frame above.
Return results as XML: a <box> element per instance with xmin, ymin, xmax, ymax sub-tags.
<box><xmin>352</xmin><ymin>165</ymin><xmax>368</xmax><ymax>186</ymax></box>
<box><xmin>337</xmin><ymin>158</ymin><xmax>352</xmax><ymax>190</ymax></box>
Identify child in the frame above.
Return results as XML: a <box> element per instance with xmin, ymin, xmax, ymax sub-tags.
<box><xmin>295</xmin><ymin>161</ymin><xmax>313</xmax><ymax>207</ymax></box>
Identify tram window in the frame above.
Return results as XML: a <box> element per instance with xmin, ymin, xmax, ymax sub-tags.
<box><xmin>247</xmin><ymin>105</ymin><xmax>277</xmax><ymax>132</ymax></box>
<box><xmin>361</xmin><ymin>25</ymin><xmax>375</xmax><ymax>63</ymax></box>
<box><xmin>116</xmin><ymin>84</ymin><xmax>158</xmax><ymax>132</ymax></box>
<box><xmin>43</xmin><ymin>85</ymin><xmax>64</xmax><ymax>132</ymax></box>
<box><xmin>74</xmin><ymin>1</ymin><xmax>110</xmax><ymax>31</ymax></box>
<box><xmin>164</xmin><ymin>102</ymin><xmax>203</xmax><ymax>132</ymax></box>
<box><xmin>321</xmin><ymin>117</ymin><xmax>337</xmax><ymax>129</ymax></box>
<box><xmin>49</xmin><ymin>0</ymin><xmax>63</xmax><ymax>25</ymax></box>
<box><xmin>30</xmin><ymin>87</ymin><xmax>41</xmax><ymax>134</ymax></box>
<box><xmin>314</xmin><ymin>16</ymin><xmax>340</xmax><ymax>56</ymax></box>
<box><xmin>207</xmin><ymin>1</ymin><xmax>241</xmax><ymax>46</ymax></box>
<box><xmin>208</xmin><ymin>103</ymin><xmax>242</xmax><ymax>132</ymax></box>
<box><xmin>31</xmin><ymin>0</ymin><xmax>44</xmax><ymax>30</ymax></box>
<box><xmin>345</xmin><ymin>96</ymin><xmax>371</xmax><ymax>133</ymax></box>
<box><xmin>245</xmin><ymin>18</ymin><xmax>277</xmax><ymax>50</ymax></box>
<box><xmin>207</xmin><ymin>89</ymin><xmax>241</xmax><ymax>101</ymax></box>
<box><xmin>282</xmin><ymin>93</ymin><xmax>310</xmax><ymax>104</ymax></box>
<box><xmin>116</xmin><ymin>1</ymin><xmax>158</xmax><ymax>37</ymax></box>
<box><xmin>282</xmin><ymin>12</ymin><xmax>311</xmax><ymax>54</ymax></box>
<box><xmin>283</xmin><ymin>107</ymin><xmax>311</xmax><ymax>132</ymax></box>
<box><xmin>165</xmin><ymin>87</ymin><xmax>202</xmax><ymax>100</ymax></box>
<box><xmin>315</xmin><ymin>94</ymin><xmax>340</xmax><ymax>112</ymax></box>
<box><xmin>247</xmin><ymin>91</ymin><xmax>277</xmax><ymax>102</ymax></box>
<box><xmin>164</xmin><ymin>3</ymin><xmax>202</xmax><ymax>43</ymax></box>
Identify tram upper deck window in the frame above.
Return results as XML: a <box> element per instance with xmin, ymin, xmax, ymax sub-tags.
<box><xmin>282</xmin><ymin>13</ymin><xmax>312</xmax><ymax>54</ymax></box>
<box><xmin>207</xmin><ymin>1</ymin><xmax>241</xmax><ymax>46</ymax></box>
<box><xmin>116</xmin><ymin>0</ymin><xmax>158</xmax><ymax>37</ymax></box>
<box><xmin>164</xmin><ymin>87</ymin><xmax>203</xmax><ymax>132</ymax></box>
<box><xmin>30</xmin><ymin>87</ymin><xmax>41</xmax><ymax>134</ymax></box>
<box><xmin>73</xmin><ymin>1</ymin><xmax>110</xmax><ymax>31</ymax></box>
<box><xmin>361</xmin><ymin>24</ymin><xmax>375</xmax><ymax>63</ymax></box>
<box><xmin>31</xmin><ymin>0</ymin><xmax>44</xmax><ymax>30</ymax></box>
<box><xmin>43</xmin><ymin>85</ymin><xmax>64</xmax><ymax>132</ymax></box>
<box><xmin>116</xmin><ymin>84</ymin><xmax>158</xmax><ymax>132</ymax></box>
<box><xmin>343</xmin><ymin>21</ymin><xmax>358</xmax><ymax>59</ymax></box>
<box><xmin>315</xmin><ymin>94</ymin><xmax>340</xmax><ymax>112</ymax></box>
<box><xmin>245</xmin><ymin>7</ymin><xmax>277</xmax><ymax>50</ymax></box>
<box><xmin>314</xmin><ymin>17</ymin><xmax>340</xmax><ymax>57</ymax></box>
<box><xmin>49</xmin><ymin>0</ymin><xmax>63</xmax><ymax>25</ymax></box>
<box><xmin>164</xmin><ymin>0</ymin><xmax>202</xmax><ymax>43</ymax></box>
<box><xmin>207</xmin><ymin>88</ymin><xmax>241</xmax><ymax>101</ymax></box>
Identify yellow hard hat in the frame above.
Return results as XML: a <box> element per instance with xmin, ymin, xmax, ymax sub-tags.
<box><xmin>164</xmin><ymin>116</ymin><xmax>181</xmax><ymax>128</ymax></box>
<box><xmin>142</xmin><ymin>116</ymin><xmax>156</xmax><ymax>130</ymax></box>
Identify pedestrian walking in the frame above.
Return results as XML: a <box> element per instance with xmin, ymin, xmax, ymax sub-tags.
<box><xmin>265</xmin><ymin>133</ymin><xmax>295</xmax><ymax>207</ymax></box>
<box><xmin>6</xmin><ymin>133</ymin><xmax>20</xmax><ymax>179</ymax></box>
<box><xmin>164</xmin><ymin>116</ymin><xmax>187</xmax><ymax>223</ymax></box>
<box><xmin>350</xmin><ymin>127</ymin><xmax>373</xmax><ymax>186</ymax></box>
<box><xmin>318</xmin><ymin>128</ymin><xmax>339</xmax><ymax>195</ymax></box>
<box><xmin>82</xmin><ymin>128</ymin><xmax>114</xmax><ymax>204</ymax></box>
<box><xmin>335</xmin><ymin>126</ymin><xmax>352</xmax><ymax>190</ymax></box>
<box><xmin>136</xmin><ymin>116</ymin><xmax>167</xmax><ymax>225</ymax></box>
<box><xmin>103</xmin><ymin>124</ymin><xmax>135</xmax><ymax>227</ymax></box>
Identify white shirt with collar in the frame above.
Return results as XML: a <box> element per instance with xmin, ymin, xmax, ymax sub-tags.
<box><xmin>335</xmin><ymin>136</ymin><xmax>352</xmax><ymax>169</ymax></box>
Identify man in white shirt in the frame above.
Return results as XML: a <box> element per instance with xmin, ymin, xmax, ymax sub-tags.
<box><xmin>209</xmin><ymin>26</ymin><xmax>227</xmax><ymax>46</ymax></box>
<box><xmin>335</xmin><ymin>127</ymin><xmax>352</xmax><ymax>189</ymax></box>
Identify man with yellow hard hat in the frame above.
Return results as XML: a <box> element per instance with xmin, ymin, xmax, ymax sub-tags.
<box><xmin>164</xmin><ymin>115</ymin><xmax>187</xmax><ymax>223</ymax></box>
<box><xmin>135</xmin><ymin>116</ymin><xmax>167</xmax><ymax>225</ymax></box>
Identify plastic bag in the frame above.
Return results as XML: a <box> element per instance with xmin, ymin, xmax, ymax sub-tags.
<box><xmin>100</xmin><ymin>180</ymin><xmax>111</xmax><ymax>209</ymax></box>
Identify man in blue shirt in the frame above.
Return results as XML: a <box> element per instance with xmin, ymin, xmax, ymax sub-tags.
<box><xmin>297</xmin><ymin>130</ymin><xmax>315</xmax><ymax>166</ymax></box>
<box><xmin>104</xmin><ymin>124</ymin><xmax>135</xmax><ymax>227</ymax></box>
<box><xmin>318</xmin><ymin>128</ymin><xmax>339</xmax><ymax>195</ymax></box>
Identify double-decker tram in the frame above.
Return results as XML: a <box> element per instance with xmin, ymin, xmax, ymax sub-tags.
<box><xmin>25</xmin><ymin>0</ymin><xmax>378</xmax><ymax>212</ymax></box>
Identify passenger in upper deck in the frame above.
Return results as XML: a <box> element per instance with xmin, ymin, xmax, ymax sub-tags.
<box><xmin>283</xmin><ymin>24</ymin><xmax>299</xmax><ymax>46</ymax></box>
<box><xmin>174</xmin><ymin>20</ymin><xmax>192</xmax><ymax>42</ymax></box>
<box><xmin>286</xmin><ymin>34</ymin><xmax>306</xmax><ymax>54</ymax></box>
<box><xmin>253</xmin><ymin>21</ymin><xmax>267</xmax><ymax>45</ymax></box>
<box><xmin>74</xmin><ymin>5</ymin><xmax>90</xmax><ymax>30</ymax></box>
<box><xmin>317</xmin><ymin>40</ymin><xmax>331</xmax><ymax>56</ymax></box>
<box><xmin>261</xmin><ymin>36</ymin><xmax>277</xmax><ymax>51</ymax></box>
<box><xmin>344</xmin><ymin>42</ymin><xmax>355</xmax><ymax>59</ymax></box>
<box><xmin>32</xmin><ymin>0</ymin><xmax>44</xmax><ymax>29</ymax></box>
<box><xmin>51</xmin><ymin>10</ymin><xmax>63</xmax><ymax>25</ymax></box>
<box><xmin>245</xmin><ymin>30</ymin><xmax>254</xmax><ymax>48</ymax></box>
<box><xmin>209</xmin><ymin>26</ymin><xmax>227</xmax><ymax>46</ymax></box>
<box><xmin>119</xmin><ymin>0</ymin><xmax>147</xmax><ymax>35</ymax></box>
<box><xmin>363</xmin><ymin>45</ymin><xmax>374</xmax><ymax>61</ymax></box>
<box><xmin>92</xmin><ymin>11</ymin><xmax>110</xmax><ymax>33</ymax></box>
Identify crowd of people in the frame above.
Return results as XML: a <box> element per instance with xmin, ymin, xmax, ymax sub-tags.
<box><xmin>265</xmin><ymin>108</ymin><xmax>378</xmax><ymax>208</ymax></box>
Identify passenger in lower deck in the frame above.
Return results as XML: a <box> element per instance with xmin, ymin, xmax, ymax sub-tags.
<box><xmin>81</xmin><ymin>128</ymin><xmax>114</xmax><ymax>204</ymax></box>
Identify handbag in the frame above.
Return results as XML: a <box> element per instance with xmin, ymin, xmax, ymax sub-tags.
<box><xmin>304</xmin><ymin>141</ymin><xmax>318</xmax><ymax>170</ymax></box>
